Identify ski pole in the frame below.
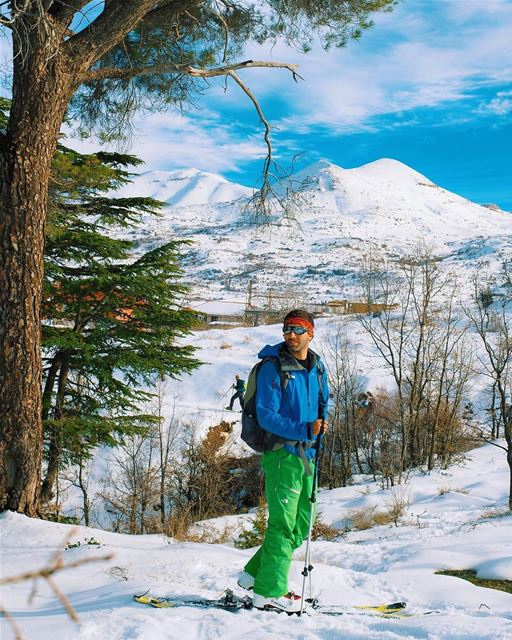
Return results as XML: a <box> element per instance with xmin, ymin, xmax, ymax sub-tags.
<box><xmin>220</xmin><ymin>385</ymin><xmax>233</xmax><ymax>399</ymax></box>
<box><xmin>299</xmin><ymin>423</ymin><xmax>324</xmax><ymax>616</ymax></box>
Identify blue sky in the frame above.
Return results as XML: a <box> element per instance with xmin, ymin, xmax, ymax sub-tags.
<box><xmin>97</xmin><ymin>0</ymin><xmax>510</xmax><ymax>210</ymax></box>
<box><xmin>2</xmin><ymin>1</ymin><xmax>511</xmax><ymax>209</ymax></box>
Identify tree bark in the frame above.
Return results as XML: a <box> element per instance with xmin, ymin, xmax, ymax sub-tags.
<box><xmin>0</xmin><ymin>18</ymin><xmax>74</xmax><ymax>514</ymax></box>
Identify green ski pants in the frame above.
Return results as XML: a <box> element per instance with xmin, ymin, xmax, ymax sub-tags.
<box><xmin>244</xmin><ymin>447</ymin><xmax>316</xmax><ymax>598</ymax></box>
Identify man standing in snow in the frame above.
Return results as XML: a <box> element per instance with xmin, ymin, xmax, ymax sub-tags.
<box><xmin>237</xmin><ymin>309</ymin><xmax>329</xmax><ymax>612</ymax></box>
<box><xmin>226</xmin><ymin>374</ymin><xmax>246</xmax><ymax>411</ymax></box>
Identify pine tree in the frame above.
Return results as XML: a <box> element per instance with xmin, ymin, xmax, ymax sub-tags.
<box><xmin>40</xmin><ymin>143</ymin><xmax>198</xmax><ymax>503</ymax></box>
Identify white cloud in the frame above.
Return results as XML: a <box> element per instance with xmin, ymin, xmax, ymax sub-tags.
<box><xmin>445</xmin><ymin>0</ymin><xmax>512</xmax><ymax>22</ymax></box>
<box><xmin>59</xmin><ymin>1</ymin><xmax>512</xmax><ymax>174</ymax></box>
<box><xmin>64</xmin><ymin>110</ymin><xmax>267</xmax><ymax>176</ymax></box>
<box><xmin>478</xmin><ymin>96</ymin><xmax>512</xmax><ymax>115</ymax></box>
<box><xmin>230</xmin><ymin>0</ymin><xmax>512</xmax><ymax>132</ymax></box>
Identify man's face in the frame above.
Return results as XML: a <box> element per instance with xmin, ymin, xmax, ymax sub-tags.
<box><xmin>283</xmin><ymin>325</ymin><xmax>311</xmax><ymax>355</ymax></box>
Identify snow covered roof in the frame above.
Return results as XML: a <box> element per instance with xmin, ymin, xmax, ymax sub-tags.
<box><xmin>192</xmin><ymin>300</ymin><xmax>246</xmax><ymax>316</ymax></box>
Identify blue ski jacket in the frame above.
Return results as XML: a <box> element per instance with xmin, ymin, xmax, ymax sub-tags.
<box><xmin>255</xmin><ymin>342</ymin><xmax>329</xmax><ymax>460</ymax></box>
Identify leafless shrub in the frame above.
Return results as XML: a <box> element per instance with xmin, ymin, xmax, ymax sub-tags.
<box><xmin>312</xmin><ymin>516</ymin><xmax>346</xmax><ymax>541</ymax></box>
<box><xmin>464</xmin><ymin>264</ymin><xmax>512</xmax><ymax>510</ymax></box>
<box><xmin>356</xmin><ymin>245</ymin><xmax>473</xmax><ymax>481</ymax></box>
<box><xmin>480</xmin><ymin>508</ymin><xmax>511</xmax><ymax>520</ymax></box>
<box><xmin>437</xmin><ymin>486</ymin><xmax>470</xmax><ymax>497</ymax></box>
<box><xmin>348</xmin><ymin>489</ymin><xmax>409</xmax><ymax>530</ymax></box>
<box><xmin>185</xmin><ymin>522</ymin><xmax>237</xmax><ymax>545</ymax></box>
<box><xmin>318</xmin><ymin>325</ymin><xmax>366</xmax><ymax>488</ymax></box>
<box><xmin>383</xmin><ymin>487</ymin><xmax>410</xmax><ymax>526</ymax></box>
<box><xmin>348</xmin><ymin>506</ymin><xmax>378</xmax><ymax>530</ymax></box>
<box><xmin>106</xmin><ymin>566</ymin><xmax>130</xmax><ymax>581</ymax></box>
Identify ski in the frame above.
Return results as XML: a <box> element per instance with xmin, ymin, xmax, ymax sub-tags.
<box><xmin>307</xmin><ymin>599</ymin><xmax>411</xmax><ymax>618</ymax></box>
<box><xmin>133</xmin><ymin>589</ymin><xmax>417</xmax><ymax>618</ymax></box>
<box><xmin>133</xmin><ymin>589</ymin><xmax>252</xmax><ymax>612</ymax></box>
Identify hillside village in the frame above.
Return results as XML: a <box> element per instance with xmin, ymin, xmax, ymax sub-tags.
<box><xmin>190</xmin><ymin>293</ymin><xmax>397</xmax><ymax>326</ymax></box>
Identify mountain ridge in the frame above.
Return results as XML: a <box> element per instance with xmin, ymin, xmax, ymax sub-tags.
<box><xmin>115</xmin><ymin>158</ymin><xmax>511</xmax><ymax>303</ymax></box>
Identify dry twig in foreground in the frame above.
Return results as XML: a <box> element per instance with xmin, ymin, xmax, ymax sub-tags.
<box><xmin>0</xmin><ymin>529</ymin><xmax>113</xmax><ymax>640</ymax></box>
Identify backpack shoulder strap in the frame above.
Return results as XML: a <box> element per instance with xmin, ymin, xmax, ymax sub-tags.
<box><xmin>315</xmin><ymin>357</ymin><xmax>327</xmax><ymax>416</ymax></box>
<box><xmin>260</xmin><ymin>356</ymin><xmax>291</xmax><ymax>393</ymax></box>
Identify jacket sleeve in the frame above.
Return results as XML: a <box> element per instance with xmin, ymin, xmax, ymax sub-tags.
<box><xmin>255</xmin><ymin>360</ymin><xmax>310</xmax><ymax>441</ymax></box>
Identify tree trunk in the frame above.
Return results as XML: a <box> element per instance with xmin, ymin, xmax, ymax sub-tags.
<box><xmin>78</xmin><ymin>460</ymin><xmax>90</xmax><ymax>527</ymax></box>
<box><xmin>0</xmin><ymin>22</ymin><xmax>74</xmax><ymax>514</ymax></box>
<box><xmin>41</xmin><ymin>352</ymin><xmax>71</xmax><ymax>502</ymax></box>
<box><xmin>42</xmin><ymin>354</ymin><xmax>63</xmax><ymax>420</ymax></box>
<box><xmin>507</xmin><ymin>447</ymin><xmax>512</xmax><ymax>512</ymax></box>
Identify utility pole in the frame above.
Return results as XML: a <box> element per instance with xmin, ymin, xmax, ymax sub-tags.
<box><xmin>247</xmin><ymin>280</ymin><xmax>253</xmax><ymax>309</ymax></box>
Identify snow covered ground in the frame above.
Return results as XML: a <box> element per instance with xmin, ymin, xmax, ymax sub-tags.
<box><xmin>1</xmin><ymin>441</ymin><xmax>511</xmax><ymax>640</ymax></box>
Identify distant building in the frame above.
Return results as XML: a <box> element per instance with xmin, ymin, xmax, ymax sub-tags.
<box><xmin>244</xmin><ymin>307</ymin><xmax>282</xmax><ymax>326</ymax></box>
<box><xmin>188</xmin><ymin>296</ymin><xmax>399</xmax><ymax>328</ymax></box>
<box><xmin>322</xmin><ymin>300</ymin><xmax>348</xmax><ymax>315</ymax></box>
<box><xmin>191</xmin><ymin>300</ymin><xmax>245</xmax><ymax>325</ymax></box>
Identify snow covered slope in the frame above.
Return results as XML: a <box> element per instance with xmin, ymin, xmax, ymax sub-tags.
<box><xmin>120</xmin><ymin>167</ymin><xmax>253</xmax><ymax>207</ymax></box>
<box><xmin>2</xmin><ymin>441</ymin><xmax>511</xmax><ymax>640</ymax></box>
<box><xmin>117</xmin><ymin>159</ymin><xmax>511</xmax><ymax>302</ymax></box>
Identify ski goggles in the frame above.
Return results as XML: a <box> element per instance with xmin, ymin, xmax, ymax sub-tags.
<box><xmin>283</xmin><ymin>316</ymin><xmax>314</xmax><ymax>336</ymax></box>
<box><xmin>283</xmin><ymin>325</ymin><xmax>309</xmax><ymax>336</ymax></box>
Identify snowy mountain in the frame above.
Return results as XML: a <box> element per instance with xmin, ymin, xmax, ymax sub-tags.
<box><xmin>2</xmin><ymin>441</ymin><xmax>511</xmax><ymax>640</ymax></box>
<box><xmin>117</xmin><ymin>159</ymin><xmax>511</xmax><ymax>304</ymax></box>
<box><xmin>121</xmin><ymin>167</ymin><xmax>253</xmax><ymax>207</ymax></box>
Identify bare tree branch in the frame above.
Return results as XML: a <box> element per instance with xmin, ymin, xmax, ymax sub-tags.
<box><xmin>65</xmin><ymin>0</ymin><xmax>165</xmax><ymax>68</ymax></box>
<box><xmin>0</xmin><ymin>529</ymin><xmax>113</xmax><ymax>640</ymax></box>
<box><xmin>142</xmin><ymin>0</ymin><xmax>194</xmax><ymax>26</ymax></box>
<box><xmin>211</xmin><ymin>0</ymin><xmax>230</xmax><ymax>62</ymax></box>
<box><xmin>0</xmin><ymin>549</ymin><xmax>113</xmax><ymax>585</ymax></box>
<box><xmin>83</xmin><ymin>58</ymin><xmax>299</xmax><ymax>82</ymax></box>
<box><xmin>227</xmin><ymin>67</ymin><xmax>272</xmax><ymax>186</ymax></box>
<box><xmin>0</xmin><ymin>603</ymin><xmax>23</xmax><ymax>640</ymax></box>
<box><xmin>467</xmin><ymin>429</ymin><xmax>508</xmax><ymax>453</ymax></box>
<box><xmin>0</xmin><ymin>0</ymin><xmax>31</xmax><ymax>25</ymax></box>
<box><xmin>49</xmin><ymin>1</ymin><xmax>94</xmax><ymax>23</ymax></box>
